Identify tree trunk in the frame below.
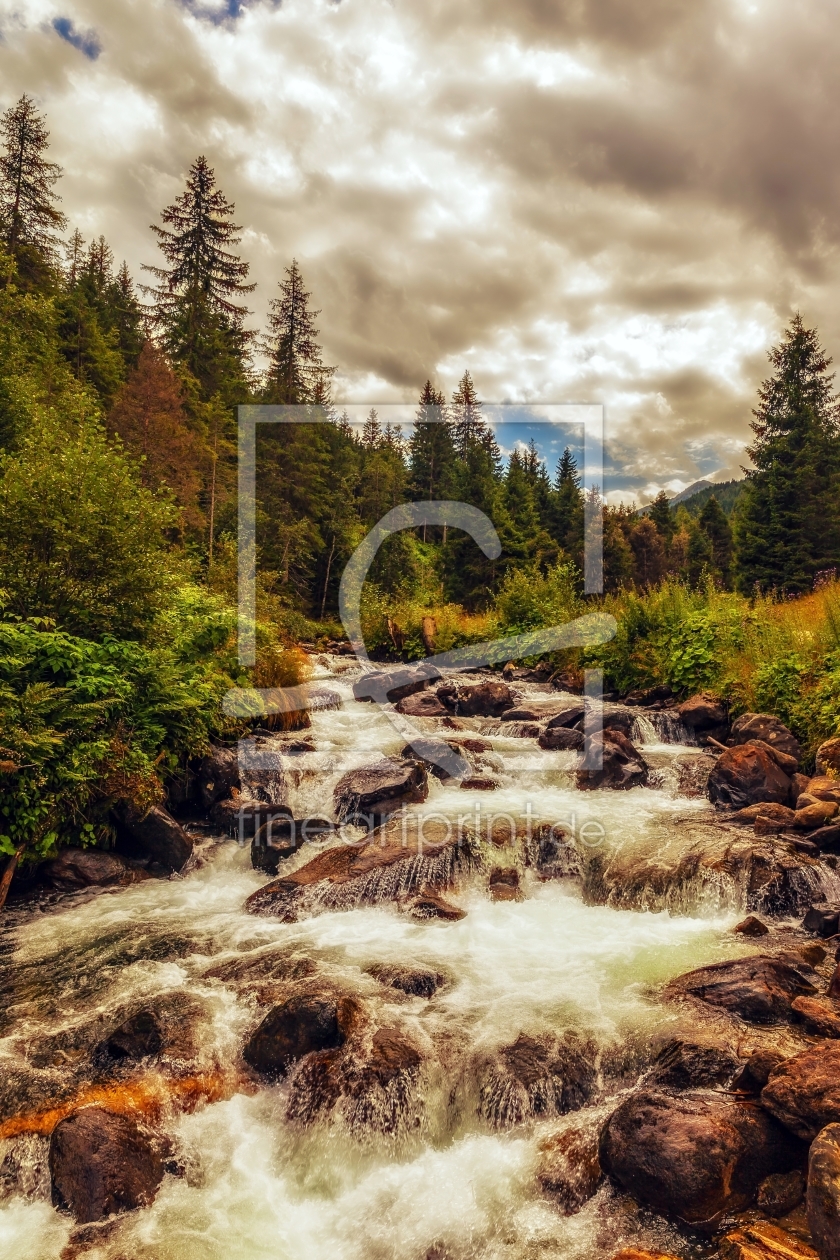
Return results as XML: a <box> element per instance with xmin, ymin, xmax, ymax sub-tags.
<box><xmin>0</xmin><ymin>845</ymin><xmax>25</xmax><ymax>912</ymax></box>
<box><xmin>208</xmin><ymin>428</ymin><xmax>218</xmax><ymax>567</ymax></box>
<box><xmin>320</xmin><ymin>535</ymin><xmax>336</xmax><ymax>621</ymax></box>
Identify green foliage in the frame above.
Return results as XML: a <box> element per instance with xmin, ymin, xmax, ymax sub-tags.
<box><xmin>0</xmin><ymin>410</ymin><xmax>178</xmax><ymax>639</ymax></box>
<box><xmin>495</xmin><ymin>560</ymin><xmax>582</xmax><ymax>633</ymax></box>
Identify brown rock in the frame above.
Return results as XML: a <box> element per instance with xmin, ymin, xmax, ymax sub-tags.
<box><xmin>40</xmin><ymin>849</ymin><xmax>139</xmax><ymax>891</ymax></box>
<box><xmin>795</xmin><ymin>801</ymin><xmax>839</xmax><ymax>830</ymax></box>
<box><xmin>353</xmin><ymin>666</ymin><xmax>439</xmax><ymax>704</ymax></box>
<box><xmin>404</xmin><ymin>889</ymin><xmax>466</xmax><ymax>921</ymax></box>
<box><xmin>810</xmin><ymin>824</ymin><xmax>840</xmax><ymax>852</ymax></box>
<box><xmin>791</xmin><ymin>772</ymin><xmax>812</xmax><ymax>800</ymax></box>
<box><xmin>438</xmin><ymin>681</ymin><xmax>515</xmax><ymax>717</ymax></box>
<box><xmin>544</xmin><ymin>704</ymin><xmax>586</xmax><ymax>729</ymax></box>
<box><xmin>747</xmin><ymin>739</ymin><xmax>801</xmax><ymax>776</ymax></box>
<box><xmin>806</xmin><ymin>776</ymin><xmax>840</xmax><ymax>804</ymax></box>
<box><xmin>538</xmin><ymin>727</ymin><xmax>584</xmax><ymax>751</ymax></box>
<box><xmin>757</xmin><ymin>1169</ymin><xmax>805</xmax><ymax>1217</ymax></box>
<box><xmin>678</xmin><ymin>692</ymin><xmax>727</xmax><ymax>729</ymax></box>
<box><xmin>488</xmin><ymin>867</ymin><xmax>522</xmax><ymax>901</ymax></box>
<box><xmin>719</xmin><ymin>1221</ymin><xmax>818</xmax><ymax>1259</ymax></box>
<box><xmin>198</xmin><ymin>745</ymin><xmax>240</xmax><ymax>807</ymax></box>
<box><xmin>246</xmin><ymin>816</ymin><xmax>471</xmax><ymax>920</ymax></box>
<box><xmin>395</xmin><ymin>691</ymin><xmax>448</xmax><ymax>718</ymax></box>
<box><xmin>367</xmin><ymin>965</ymin><xmax>445</xmax><ymax>998</ymax></box>
<box><xmin>114</xmin><ymin>805</ymin><xmax>193</xmax><ymax>873</ymax></box>
<box><xmin>599</xmin><ymin>1089</ymin><xmax>803</xmax><ymax>1227</ymax></box>
<box><xmin>816</xmin><ymin>738</ymin><xmax>840</xmax><ymax>777</ymax></box>
<box><xmin>790</xmin><ymin>996</ymin><xmax>840</xmax><ymax>1037</ymax></box>
<box><xmin>731</xmin><ymin>803</ymin><xmax>797</xmax><ymax>826</ymax></box>
<box><xmin>243</xmin><ymin>994</ymin><xmax>345</xmax><ymax>1077</ymax></box>
<box><xmin>459</xmin><ymin>777</ymin><xmax>498</xmax><ymax>791</ymax></box>
<box><xmin>807</xmin><ymin>1122</ymin><xmax>840</xmax><ymax>1260</ymax></box>
<box><xmin>49</xmin><ymin>1107</ymin><xmax>165</xmax><ymax>1223</ymax></box>
<box><xmin>536</xmin><ymin>1125</ymin><xmax>602</xmax><ymax>1213</ymax></box>
<box><xmin>646</xmin><ymin>1039</ymin><xmax>741</xmax><ymax>1089</ymax></box>
<box><xmin>670</xmin><ymin>954</ymin><xmax>818</xmax><ymax>1024</ymax></box>
<box><xmin>799</xmin><ymin>943</ymin><xmax>827</xmax><ymax>966</ymax></box>
<box><xmin>333</xmin><ymin>759</ymin><xmax>429</xmax><ymax>826</ymax></box>
<box><xmin>576</xmin><ymin>729</ymin><xmax>648</xmax><ymax>791</ymax></box>
<box><xmin>732</xmin><ymin>1051</ymin><xmax>788</xmax><ymax>1093</ymax></box>
<box><xmin>732</xmin><ymin>714</ymin><xmax>802</xmax><ymax>765</ymax></box>
<box><xmin>735</xmin><ymin>915</ymin><xmax>770</xmax><ymax>936</ymax></box>
<box><xmin>762</xmin><ymin>1043</ymin><xmax>840</xmax><ymax>1139</ymax></box>
<box><xmin>708</xmin><ymin>745</ymin><xmax>792</xmax><ymax>810</ymax></box>
<box><xmin>480</xmin><ymin>1033</ymin><xmax>597</xmax><ymax>1127</ymax></box>
<box><xmin>756</xmin><ymin>816</ymin><xmax>786</xmax><ymax>836</ymax></box>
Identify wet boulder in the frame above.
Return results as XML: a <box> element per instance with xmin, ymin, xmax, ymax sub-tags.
<box><xmin>403</xmin><ymin>888</ymin><xmax>466</xmax><ymax>920</ymax></box>
<box><xmin>544</xmin><ymin>704</ymin><xmax>586</xmax><ymax>730</ymax></box>
<box><xmin>488</xmin><ymin>867</ymin><xmax>522</xmax><ymax>901</ymax></box>
<box><xmin>101</xmin><ymin>1010</ymin><xmax>163</xmax><ymax>1060</ymax></box>
<box><xmin>536</xmin><ymin>1125</ymin><xmax>603</xmax><ymax>1214</ymax></box>
<box><xmin>802</xmin><ymin>904</ymin><xmax>840</xmax><ymax>937</ymax></box>
<box><xmin>732</xmin><ymin>1050</ymin><xmax>788</xmax><ymax>1093</ymax></box>
<box><xmin>678</xmin><ymin>692</ymin><xmax>727</xmax><ymax>730</ymax></box>
<box><xmin>731</xmin><ymin>802</ymin><xmax>797</xmax><ymax>827</ymax></box>
<box><xmin>333</xmin><ymin>759</ymin><xmax>428</xmax><ymax>827</ymax></box>
<box><xmin>399</xmin><ymin>738</ymin><xmax>471</xmax><ymax>780</ymax></box>
<box><xmin>795</xmin><ymin>801</ymin><xmax>839</xmax><ymax>830</ymax></box>
<box><xmin>437</xmin><ymin>681</ymin><xmax>515</xmax><ymax>717</ymax></box>
<box><xmin>762</xmin><ymin>1042</ymin><xmax>840</xmax><ymax>1140</ymax></box>
<box><xmin>731</xmin><ymin>713</ymin><xmax>801</xmax><ymax>765</ymax></box>
<box><xmin>367</xmin><ymin>964</ymin><xmax>445</xmax><ymax>998</ymax></box>
<box><xmin>668</xmin><ymin>954</ymin><xmax>818</xmax><ymax>1024</ymax></box>
<box><xmin>674</xmin><ymin>752</ymin><xmax>717</xmax><ymax>798</ymax></box>
<box><xmin>395</xmin><ymin>691</ymin><xmax>449</xmax><ymax>717</ymax></box>
<box><xmin>243</xmin><ymin>994</ymin><xmax>345</xmax><ymax>1077</ymax></box>
<box><xmin>576</xmin><ymin>729</ymin><xmax>648</xmax><ymax>791</ymax></box>
<box><xmin>40</xmin><ymin>848</ymin><xmax>140</xmax><ymax>891</ymax></box>
<box><xmin>198</xmin><ymin>746</ymin><xmax>240</xmax><ymax>808</ymax></box>
<box><xmin>478</xmin><ymin>1032</ymin><xmax>597</xmax><ymax>1128</ymax></box>
<box><xmin>734</xmin><ymin>914</ymin><xmax>769</xmax><ymax>936</ymax></box>
<box><xmin>807</xmin><ymin>1122</ymin><xmax>840</xmax><ymax>1260</ymax></box>
<box><xmin>718</xmin><ymin>1221</ymin><xmax>817</xmax><ymax>1259</ymax></box>
<box><xmin>599</xmin><ymin>1088</ymin><xmax>804</xmax><ymax>1228</ymax></box>
<box><xmin>646</xmin><ymin>1039</ymin><xmax>741</xmax><ymax>1090</ymax></box>
<box><xmin>757</xmin><ymin>1169</ymin><xmax>805</xmax><ymax>1218</ymax></box>
<box><xmin>601</xmin><ymin>707</ymin><xmax>638</xmax><ymax>737</ymax></box>
<box><xmin>114</xmin><ymin>805</ymin><xmax>193</xmax><ymax>873</ymax></box>
<box><xmin>246</xmin><ymin>816</ymin><xmax>473</xmax><ymax>921</ymax></box>
<box><xmin>538</xmin><ymin>727</ymin><xmax>584</xmax><ymax>751</ymax></box>
<box><xmin>790</xmin><ymin>996</ymin><xmax>840</xmax><ymax>1037</ymax></box>
<box><xmin>250</xmin><ymin>815</ymin><xmax>334</xmax><ymax>874</ymax></box>
<box><xmin>49</xmin><ymin>1107</ymin><xmax>165</xmax><ymax>1223</ymax></box>
<box><xmin>707</xmin><ymin>744</ymin><xmax>792</xmax><ymax>809</ymax></box>
<box><xmin>353</xmin><ymin>665</ymin><xmax>439</xmax><ymax>704</ymax></box>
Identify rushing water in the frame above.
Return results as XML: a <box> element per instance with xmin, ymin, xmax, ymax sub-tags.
<box><xmin>0</xmin><ymin>663</ymin><xmax>766</xmax><ymax>1260</ymax></box>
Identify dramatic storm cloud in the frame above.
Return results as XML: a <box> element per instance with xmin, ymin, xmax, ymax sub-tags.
<box><xmin>2</xmin><ymin>0</ymin><xmax>838</xmax><ymax>498</ymax></box>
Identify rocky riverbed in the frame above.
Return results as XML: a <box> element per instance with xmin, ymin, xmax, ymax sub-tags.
<box><xmin>2</xmin><ymin>658</ymin><xmax>840</xmax><ymax>1260</ymax></box>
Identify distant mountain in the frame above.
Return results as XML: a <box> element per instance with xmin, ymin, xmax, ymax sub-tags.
<box><xmin>669</xmin><ymin>479</ymin><xmax>713</xmax><ymax>506</ymax></box>
<box><xmin>676</xmin><ymin>478</ymin><xmax>746</xmax><ymax>517</ymax></box>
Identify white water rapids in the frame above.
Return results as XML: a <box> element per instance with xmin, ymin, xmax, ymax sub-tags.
<box><xmin>0</xmin><ymin>662</ymin><xmax>767</xmax><ymax>1260</ymax></box>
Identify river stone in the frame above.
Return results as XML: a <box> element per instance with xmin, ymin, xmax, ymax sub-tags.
<box><xmin>353</xmin><ymin>665</ymin><xmax>439</xmax><ymax>704</ymax></box>
<box><xmin>795</xmin><ymin>801</ymin><xmax>839</xmax><ymax>830</ymax></box>
<box><xmin>807</xmin><ymin>1122</ymin><xmax>840</xmax><ymax>1260</ymax></box>
<box><xmin>101</xmin><ymin>1010</ymin><xmax>163</xmax><ymax>1060</ymax></box>
<box><xmin>679</xmin><ymin>692</ymin><xmax>728</xmax><ymax>729</ymax></box>
<box><xmin>243</xmin><ymin>994</ymin><xmax>344</xmax><ymax>1077</ymax></box>
<box><xmin>399</xmin><ymin>738</ymin><xmax>471</xmax><ymax>780</ymax></box>
<box><xmin>367</xmin><ymin>964</ymin><xmax>445</xmax><ymax>998</ymax></box>
<box><xmin>198</xmin><ymin>745</ymin><xmax>240</xmax><ymax>807</ymax></box>
<box><xmin>479</xmin><ymin>1032</ymin><xmax>597</xmax><ymax>1128</ymax></box>
<box><xmin>802</xmin><ymin>904</ymin><xmax>840</xmax><ymax>936</ymax></box>
<box><xmin>538</xmin><ymin>727</ymin><xmax>584</xmax><ymax>751</ymax></box>
<box><xmin>746</xmin><ymin>739</ymin><xmax>801</xmax><ymax>776</ymax></box>
<box><xmin>437</xmin><ymin>681</ymin><xmax>514</xmax><ymax>717</ymax></box>
<box><xmin>395</xmin><ymin>691</ymin><xmax>448</xmax><ymax>717</ymax></box>
<box><xmin>731</xmin><ymin>802</ymin><xmax>797</xmax><ymax>826</ymax></box>
<box><xmin>646</xmin><ymin>1039</ymin><xmax>741</xmax><ymax>1090</ymax></box>
<box><xmin>49</xmin><ymin>1107</ymin><xmax>165</xmax><ymax>1223</ymax></box>
<box><xmin>536</xmin><ymin>1125</ymin><xmax>603</xmax><ymax>1214</ymax></box>
<box><xmin>114</xmin><ymin>805</ymin><xmax>193</xmax><ymax>873</ymax></box>
<box><xmin>757</xmin><ymin>1169</ymin><xmax>805</xmax><ymax>1217</ymax></box>
<box><xmin>404</xmin><ymin>888</ymin><xmax>466</xmax><ymax>920</ymax></box>
<box><xmin>333</xmin><ymin>759</ymin><xmax>428</xmax><ymax>826</ymax></box>
<box><xmin>734</xmin><ymin>915</ymin><xmax>769</xmax><ymax>936</ymax></box>
<box><xmin>245</xmin><ymin>816</ymin><xmax>473</xmax><ymax>920</ymax></box>
<box><xmin>544</xmin><ymin>704</ymin><xmax>586</xmax><ymax>730</ymax></box>
<box><xmin>732</xmin><ymin>1050</ymin><xmax>788</xmax><ymax>1093</ymax></box>
<box><xmin>576</xmin><ymin>729</ymin><xmax>648</xmax><ymax>791</ymax></box>
<box><xmin>40</xmin><ymin>849</ymin><xmax>138</xmax><ymax>891</ymax></box>
<box><xmin>762</xmin><ymin>1042</ymin><xmax>840</xmax><ymax>1140</ymax></box>
<box><xmin>669</xmin><ymin>954</ymin><xmax>818</xmax><ymax>1024</ymax></box>
<box><xmin>718</xmin><ymin>1221</ymin><xmax>818</xmax><ymax>1260</ymax></box>
<box><xmin>708</xmin><ymin>744</ymin><xmax>792</xmax><ymax>809</ymax></box>
<box><xmin>598</xmin><ymin>1088</ymin><xmax>804</xmax><ymax>1228</ymax></box>
<box><xmin>791</xmin><ymin>996</ymin><xmax>840</xmax><ymax>1037</ymax></box>
<box><xmin>731</xmin><ymin>714</ymin><xmax>801</xmax><ymax>765</ymax></box>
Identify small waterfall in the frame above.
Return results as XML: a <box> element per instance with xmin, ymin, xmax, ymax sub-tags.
<box><xmin>629</xmin><ymin>714</ymin><xmax>658</xmax><ymax>745</ymax></box>
<box><xmin>647</xmin><ymin>710</ymin><xmax>696</xmax><ymax>745</ymax></box>
<box><xmin>237</xmin><ymin>739</ymin><xmax>289</xmax><ymax>805</ymax></box>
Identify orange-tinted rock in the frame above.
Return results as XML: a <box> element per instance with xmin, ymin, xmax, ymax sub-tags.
<box><xmin>537</xmin><ymin>1125</ymin><xmax>603</xmax><ymax>1213</ymax></box>
<box><xmin>762</xmin><ymin>1043</ymin><xmax>840</xmax><ymax>1140</ymax></box>
<box><xmin>49</xmin><ymin>1107</ymin><xmax>165</xmax><ymax>1223</ymax></box>
<box><xmin>708</xmin><ymin>744</ymin><xmax>792</xmax><ymax>810</ymax></box>
<box><xmin>807</xmin><ymin>1122</ymin><xmax>840</xmax><ymax>1260</ymax></box>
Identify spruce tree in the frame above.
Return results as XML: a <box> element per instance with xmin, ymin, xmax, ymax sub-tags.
<box><xmin>0</xmin><ymin>95</ymin><xmax>66</xmax><ymax>280</ymax></box>
<box><xmin>143</xmin><ymin>156</ymin><xmax>254</xmax><ymax>401</ymax></box>
<box><xmin>553</xmin><ymin>447</ymin><xmax>585</xmax><ymax>560</ymax></box>
<box><xmin>649</xmin><ymin>489</ymin><xmax>674</xmax><ymax>543</ymax></box>
<box><xmin>450</xmin><ymin>370</ymin><xmax>484</xmax><ymax>457</ymax></box>
<box><xmin>735</xmin><ymin>315</ymin><xmax>840</xmax><ymax>593</ymax></box>
<box><xmin>261</xmin><ymin>259</ymin><xmax>332</xmax><ymax>404</ymax></box>
<box><xmin>629</xmin><ymin>516</ymin><xmax>665</xmax><ymax>587</ymax></box>
<box><xmin>698</xmin><ymin>495</ymin><xmax>733</xmax><ymax>585</ymax></box>
<box><xmin>362</xmin><ymin>407</ymin><xmax>382</xmax><ymax>449</ymax></box>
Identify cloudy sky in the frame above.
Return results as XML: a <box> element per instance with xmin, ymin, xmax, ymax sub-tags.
<box><xmin>2</xmin><ymin>0</ymin><xmax>839</xmax><ymax>501</ymax></box>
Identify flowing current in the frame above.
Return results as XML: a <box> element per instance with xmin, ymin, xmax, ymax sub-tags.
<box><xmin>0</xmin><ymin>661</ymin><xmax>766</xmax><ymax>1260</ymax></box>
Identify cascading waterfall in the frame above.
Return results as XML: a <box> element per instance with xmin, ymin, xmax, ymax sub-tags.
<box><xmin>0</xmin><ymin>661</ymin><xmax>803</xmax><ymax>1260</ymax></box>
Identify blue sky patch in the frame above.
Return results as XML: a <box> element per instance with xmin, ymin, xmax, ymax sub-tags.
<box><xmin>52</xmin><ymin>17</ymin><xmax>101</xmax><ymax>60</ymax></box>
<box><xmin>178</xmin><ymin>0</ymin><xmax>275</xmax><ymax>25</ymax></box>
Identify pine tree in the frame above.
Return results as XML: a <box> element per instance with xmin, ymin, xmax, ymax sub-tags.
<box><xmin>143</xmin><ymin>156</ymin><xmax>254</xmax><ymax>401</ymax></box>
<box><xmin>261</xmin><ymin>259</ymin><xmax>332</xmax><ymax>405</ymax></box>
<box><xmin>106</xmin><ymin>262</ymin><xmax>145</xmax><ymax>368</ymax></box>
<box><xmin>649</xmin><ymin>489</ymin><xmax>674</xmax><ymax>543</ymax></box>
<box><xmin>450</xmin><ymin>370</ymin><xmax>484</xmax><ymax>457</ymax></box>
<box><xmin>698</xmin><ymin>495</ymin><xmax>733</xmax><ymax>585</ymax></box>
<box><xmin>64</xmin><ymin>228</ymin><xmax>86</xmax><ymax>287</ymax></box>
<box><xmin>0</xmin><ymin>95</ymin><xmax>66</xmax><ymax>279</ymax></box>
<box><xmin>735</xmin><ymin>315</ymin><xmax>840</xmax><ymax>593</ymax></box>
<box><xmin>629</xmin><ymin>516</ymin><xmax>665</xmax><ymax>587</ymax></box>
<box><xmin>362</xmin><ymin>407</ymin><xmax>382</xmax><ymax>449</ymax></box>
<box><xmin>553</xmin><ymin>447</ymin><xmax>585</xmax><ymax>560</ymax></box>
<box><xmin>686</xmin><ymin>520</ymin><xmax>713</xmax><ymax>585</ymax></box>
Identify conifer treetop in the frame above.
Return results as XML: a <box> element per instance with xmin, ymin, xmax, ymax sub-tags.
<box><xmin>0</xmin><ymin>94</ymin><xmax>66</xmax><ymax>257</ymax></box>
